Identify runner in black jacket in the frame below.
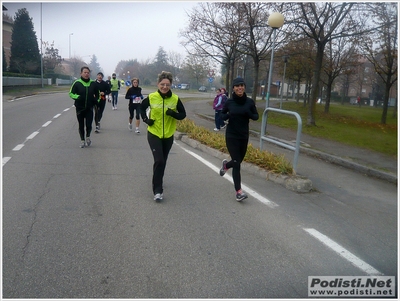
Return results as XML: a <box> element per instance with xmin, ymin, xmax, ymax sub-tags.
<box><xmin>94</xmin><ymin>72</ymin><xmax>110</xmax><ymax>132</ymax></box>
<box><xmin>125</xmin><ymin>78</ymin><xmax>144</xmax><ymax>133</ymax></box>
<box><xmin>219</xmin><ymin>77</ymin><xmax>259</xmax><ymax>201</ymax></box>
<box><xmin>69</xmin><ymin>66</ymin><xmax>99</xmax><ymax>148</ymax></box>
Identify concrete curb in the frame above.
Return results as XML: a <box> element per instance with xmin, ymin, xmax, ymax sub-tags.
<box><xmin>175</xmin><ymin>132</ymin><xmax>314</xmax><ymax>193</ymax></box>
<box><xmin>198</xmin><ymin>113</ymin><xmax>397</xmax><ymax>185</ymax></box>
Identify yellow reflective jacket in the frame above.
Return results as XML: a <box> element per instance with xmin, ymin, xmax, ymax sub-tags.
<box><xmin>147</xmin><ymin>91</ymin><xmax>179</xmax><ymax>139</ymax></box>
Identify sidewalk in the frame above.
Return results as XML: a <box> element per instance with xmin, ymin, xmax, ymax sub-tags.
<box><xmin>183</xmin><ymin>98</ymin><xmax>397</xmax><ymax>185</ymax></box>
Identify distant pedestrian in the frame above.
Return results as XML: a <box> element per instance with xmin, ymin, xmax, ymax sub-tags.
<box><xmin>357</xmin><ymin>95</ymin><xmax>361</xmax><ymax>107</ymax></box>
<box><xmin>110</xmin><ymin>73</ymin><xmax>121</xmax><ymax>110</ymax></box>
<box><xmin>105</xmin><ymin>76</ymin><xmax>112</xmax><ymax>103</ymax></box>
<box><xmin>94</xmin><ymin>72</ymin><xmax>110</xmax><ymax>133</ymax></box>
<box><xmin>219</xmin><ymin>77</ymin><xmax>259</xmax><ymax>201</ymax></box>
<box><xmin>69</xmin><ymin>66</ymin><xmax>99</xmax><ymax>148</ymax></box>
<box><xmin>140</xmin><ymin>71</ymin><xmax>186</xmax><ymax>202</ymax></box>
<box><xmin>125</xmin><ymin>77</ymin><xmax>144</xmax><ymax>133</ymax></box>
<box><xmin>213</xmin><ymin>88</ymin><xmax>227</xmax><ymax>131</ymax></box>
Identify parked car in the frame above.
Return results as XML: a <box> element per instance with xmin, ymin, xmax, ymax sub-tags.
<box><xmin>198</xmin><ymin>86</ymin><xmax>207</xmax><ymax>92</ymax></box>
<box><xmin>180</xmin><ymin>83</ymin><xmax>190</xmax><ymax>90</ymax></box>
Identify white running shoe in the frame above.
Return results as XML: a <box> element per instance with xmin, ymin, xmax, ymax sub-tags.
<box><xmin>154</xmin><ymin>193</ymin><xmax>163</xmax><ymax>202</ymax></box>
<box><xmin>86</xmin><ymin>137</ymin><xmax>91</xmax><ymax>147</ymax></box>
<box><xmin>129</xmin><ymin>123</ymin><xmax>132</xmax><ymax>131</ymax></box>
<box><xmin>80</xmin><ymin>140</ymin><xmax>85</xmax><ymax>148</ymax></box>
<box><xmin>135</xmin><ymin>128</ymin><xmax>140</xmax><ymax>134</ymax></box>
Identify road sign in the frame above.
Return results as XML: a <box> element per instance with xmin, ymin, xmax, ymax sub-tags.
<box><xmin>208</xmin><ymin>77</ymin><xmax>214</xmax><ymax>83</ymax></box>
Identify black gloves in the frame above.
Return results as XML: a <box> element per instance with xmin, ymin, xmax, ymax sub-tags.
<box><xmin>166</xmin><ymin>108</ymin><xmax>175</xmax><ymax>117</ymax></box>
<box><xmin>143</xmin><ymin>118</ymin><xmax>154</xmax><ymax>126</ymax></box>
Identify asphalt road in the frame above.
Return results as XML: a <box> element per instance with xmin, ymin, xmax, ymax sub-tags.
<box><xmin>2</xmin><ymin>91</ymin><xmax>397</xmax><ymax>298</ymax></box>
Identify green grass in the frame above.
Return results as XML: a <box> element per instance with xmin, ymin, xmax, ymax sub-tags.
<box><xmin>264</xmin><ymin>101</ymin><xmax>397</xmax><ymax>157</ymax></box>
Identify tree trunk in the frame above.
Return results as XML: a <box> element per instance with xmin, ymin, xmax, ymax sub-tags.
<box><xmin>307</xmin><ymin>42</ymin><xmax>324</xmax><ymax>126</ymax></box>
<box><xmin>324</xmin><ymin>80</ymin><xmax>333</xmax><ymax>113</ymax></box>
<box><xmin>380</xmin><ymin>74</ymin><xmax>392</xmax><ymax>124</ymax></box>
<box><xmin>252</xmin><ymin>59</ymin><xmax>260</xmax><ymax>103</ymax></box>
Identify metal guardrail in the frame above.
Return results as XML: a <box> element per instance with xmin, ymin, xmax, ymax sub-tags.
<box><xmin>260</xmin><ymin>107</ymin><xmax>302</xmax><ymax>174</ymax></box>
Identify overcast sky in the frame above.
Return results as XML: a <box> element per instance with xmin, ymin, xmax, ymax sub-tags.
<box><xmin>3</xmin><ymin>1</ymin><xmax>198</xmax><ymax>76</ymax></box>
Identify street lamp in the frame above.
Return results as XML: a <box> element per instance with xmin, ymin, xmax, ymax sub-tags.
<box><xmin>69</xmin><ymin>33</ymin><xmax>73</xmax><ymax>59</ymax></box>
<box><xmin>265</xmin><ymin>12</ymin><xmax>284</xmax><ymax>108</ymax></box>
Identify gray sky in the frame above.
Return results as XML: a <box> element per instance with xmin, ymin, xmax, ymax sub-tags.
<box><xmin>3</xmin><ymin>1</ymin><xmax>198</xmax><ymax>76</ymax></box>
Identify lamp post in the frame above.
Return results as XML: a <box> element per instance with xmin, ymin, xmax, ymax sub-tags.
<box><xmin>69</xmin><ymin>33</ymin><xmax>73</xmax><ymax>59</ymax></box>
<box><xmin>265</xmin><ymin>12</ymin><xmax>284</xmax><ymax>109</ymax></box>
<box><xmin>279</xmin><ymin>55</ymin><xmax>289</xmax><ymax>109</ymax></box>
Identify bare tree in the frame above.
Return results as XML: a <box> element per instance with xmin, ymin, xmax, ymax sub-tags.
<box><xmin>290</xmin><ymin>2</ymin><xmax>360</xmax><ymax>126</ymax></box>
<box><xmin>168</xmin><ymin>51</ymin><xmax>184</xmax><ymax>82</ymax></box>
<box><xmin>361</xmin><ymin>2</ymin><xmax>398</xmax><ymax>124</ymax></box>
<box><xmin>180</xmin><ymin>2</ymin><xmax>243</xmax><ymax>91</ymax></box>
<box><xmin>322</xmin><ymin>37</ymin><xmax>360</xmax><ymax>112</ymax></box>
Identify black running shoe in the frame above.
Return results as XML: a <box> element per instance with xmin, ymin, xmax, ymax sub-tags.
<box><xmin>219</xmin><ymin>159</ymin><xmax>228</xmax><ymax>176</ymax></box>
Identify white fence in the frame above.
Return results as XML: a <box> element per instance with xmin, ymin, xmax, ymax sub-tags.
<box><xmin>2</xmin><ymin>77</ymin><xmax>73</xmax><ymax>87</ymax></box>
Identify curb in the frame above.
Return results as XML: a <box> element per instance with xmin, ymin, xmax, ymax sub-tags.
<box><xmin>174</xmin><ymin>132</ymin><xmax>314</xmax><ymax>193</ymax></box>
<box><xmin>197</xmin><ymin>113</ymin><xmax>397</xmax><ymax>185</ymax></box>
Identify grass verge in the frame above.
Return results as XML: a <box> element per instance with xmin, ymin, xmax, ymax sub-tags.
<box><xmin>263</xmin><ymin>101</ymin><xmax>397</xmax><ymax>157</ymax></box>
<box><xmin>177</xmin><ymin>118</ymin><xmax>294</xmax><ymax>175</ymax></box>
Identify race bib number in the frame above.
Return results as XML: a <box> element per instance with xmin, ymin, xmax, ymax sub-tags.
<box><xmin>132</xmin><ymin>97</ymin><xmax>142</xmax><ymax>103</ymax></box>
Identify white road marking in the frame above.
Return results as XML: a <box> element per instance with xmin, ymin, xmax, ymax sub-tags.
<box><xmin>176</xmin><ymin>141</ymin><xmax>279</xmax><ymax>208</ymax></box>
<box><xmin>304</xmin><ymin>228</ymin><xmax>383</xmax><ymax>276</ymax></box>
<box><xmin>27</xmin><ymin>132</ymin><xmax>39</xmax><ymax>139</ymax></box>
<box><xmin>13</xmin><ymin>144</ymin><xmax>24</xmax><ymax>151</ymax></box>
<box><xmin>3</xmin><ymin>106</ymin><xmax>73</xmax><ymax>166</ymax></box>
<box><xmin>3</xmin><ymin>157</ymin><xmax>11</xmax><ymax>166</ymax></box>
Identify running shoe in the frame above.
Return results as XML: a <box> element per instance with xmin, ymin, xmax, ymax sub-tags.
<box><xmin>214</xmin><ymin>128</ymin><xmax>220</xmax><ymax>131</ymax></box>
<box><xmin>135</xmin><ymin>128</ymin><xmax>140</xmax><ymax>134</ymax></box>
<box><xmin>129</xmin><ymin>123</ymin><xmax>132</xmax><ymax>131</ymax></box>
<box><xmin>154</xmin><ymin>193</ymin><xmax>163</xmax><ymax>202</ymax></box>
<box><xmin>236</xmin><ymin>189</ymin><xmax>248</xmax><ymax>202</ymax></box>
<box><xmin>86</xmin><ymin>137</ymin><xmax>91</xmax><ymax>147</ymax></box>
<box><xmin>80</xmin><ymin>140</ymin><xmax>85</xmax><ymax>148</ymax></box>
<box><xmin>95</xmin><ymin>125</ymin><xmax>99</xmax><ymax>133</ymax></box>
<box><xmin>219</xmin><ymin>159</ymin><xmax>228</xmax><ymax>176</ymax></box>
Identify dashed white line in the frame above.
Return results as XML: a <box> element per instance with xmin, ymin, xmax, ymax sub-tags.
<box><xmin>304</xmin><ymin>228</ymin><xmax>383</xmax><ymax>276</ymax></box>
<box><xmin>13</xmin><ymin>144</ymin><xmax>24</xmax><ymax>151</ymax></box>
<box><xmin>27</xmin><ymin>132</ymin><xmax>39</xmax><ymax>140</ymax></box>
<box><xmin>176</xmin><ymin>141</ymin><xmax>278</xmax><ymax>208</ymax></box>
<box><xmin>3</xmin><ymin>107</ymin><xmax>72</xmax><ymax>166</ymax></box>
<box><xmin>3</xmin><ymin>157</ymin><xmax>11</xmax><ymax>166</ymax></box>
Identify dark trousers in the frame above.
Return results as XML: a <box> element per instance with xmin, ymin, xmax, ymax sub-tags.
<box><xmin>95</xmin><ymin>100</ymin><xmax>106</xmax><ymax>125</ymax></box>
<box><xmin>76</xmin><ymin>108</ymin><xmax>93</xmax><ymax>140</ymax></box>
<box><xmin>111</xmin><ymin>91</ymin><xmax>118</xmax><ymax>107</ymax></box>
<box><xmin>214</xmin><ymin>110</ymin><xmax>225</xmax><ymax>129</ymax></box>
<box><xmin>147</xmin><ymin>131</ymin><xmax>174</xmax><ymax>194</ymax></box>
<box><xmin>225</xmin><ymin>137</ymin><xmax>249</xmax><ymax>191</ymax></box>
<box><xmin>129</xmin><ymin>103</ymin><xmax>141</xmax><ymax>120</ymax></box>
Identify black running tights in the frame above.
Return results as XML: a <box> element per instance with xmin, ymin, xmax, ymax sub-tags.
<box><xmin>76</xmin><ymin>108</ymin><xmax>93</xmax><ymax>141</ymax></box>
<box><xmin>147</xmin><ymin>131</ymin><xmax>174</xmax><ymax>194</ymax></box>
<box><xmin>225</xmin><ymin>137</ymin><xmax>249</xmax><ymax>191</ymax></box>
